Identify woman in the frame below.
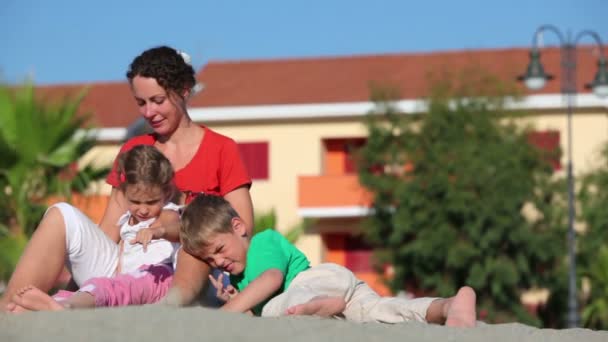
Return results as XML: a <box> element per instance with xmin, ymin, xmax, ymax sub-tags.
<box><xmin>1</xmin><ymin>46</ymin><xmax>253</xmax><ymax>309</ymax></box>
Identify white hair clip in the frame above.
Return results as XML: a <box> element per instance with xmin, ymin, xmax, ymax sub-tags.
<box><xmin>177</xmin><ymin>50</ymin><xmax>192</xmax><ymax>66</ymax></box>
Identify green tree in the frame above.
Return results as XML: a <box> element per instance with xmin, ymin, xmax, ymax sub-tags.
<box><xmin>253</xmin><ymin>209</ymin><xmax>311</xmax><ymax>244</ymax></box>
<box><xmin>357</xmin><ymin>72</ymin><xmax>567</xmax><ymax>324</ymax></box>
<box><xmin>577</xmin><ymin>144</ymin><xmax>608</xmax><ymax>330</ymax></box>
<box><xmin>0</xmin><ymin>83</ymin><xmax>107</xmax><ymax>281</ymax></box>
<box><xmin>580</xmin><ymin>246</ymin><xmax>608</xmax><ymax>329</ymax></box>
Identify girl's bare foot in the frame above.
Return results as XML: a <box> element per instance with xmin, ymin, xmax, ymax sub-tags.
<box><xmin>11</xmin><ymin>285</ymin><xmax>65</xmax><ymax>312</ymax></box>
<box><xmin>6</xmin><ymin>301</ymin><xmax>30</xmax><ymax>314</ymax></box>
<box><xmin>285</xmin><ymin>296</ymin><xmax>346</xmax><ymax>317</ymax></box>
<box><xmin>444</xmin><ymin>286</ymin><xmax>477</xmax><ymax>327</ymax></box>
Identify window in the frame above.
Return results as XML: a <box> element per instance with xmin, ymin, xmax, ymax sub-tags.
<box><xmin>323</xmin><ymin>138</ymin><xmax>367</xmax><ymax>175</ymax></box>
<box><xmin>344</xmin><ymin>234</ymin><xmax>375</xmax><ymax>272</ymax></box>
<box><xmin>237</xmin><ymin>142</ymin><xmax>269</xmax><ymax>180</ymax></box>
<box><xmin>323</xmin><ymin>233</ymin><xmax>374</xmax><ymax>272</ymax></box>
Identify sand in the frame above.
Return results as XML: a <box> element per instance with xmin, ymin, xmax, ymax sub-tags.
<box><xmin>1</xmin><ymin>306</ymin><xmax>607</xmax><ymax>342</ymax></box>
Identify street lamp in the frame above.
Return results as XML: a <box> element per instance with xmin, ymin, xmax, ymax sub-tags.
<box><xmin>519</xmin><ymin>25</ymin><xmax>608</xmax><ymax>328</ymax></box>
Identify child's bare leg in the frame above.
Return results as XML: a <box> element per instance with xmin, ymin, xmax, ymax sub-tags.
<box><xmin>285</xmin><ymin>296</ymin><xmax>346</xmax><ymax>317</ymax></box>
<box><xmin>426</xmin><ymin>286</ymin><xmax>476</xmax><ymax>327</ymax></box>
<box><xmin>0</xmin><ymin>208</ymin><xmax>68</xmax><ymax>310</ymax></box>
<box><xmin>60</xmin><ymin>291</ymin><xmax>97</xmax><ymax>309</ymax></box>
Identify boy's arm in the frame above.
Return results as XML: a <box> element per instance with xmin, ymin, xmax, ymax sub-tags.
<box><xmin>220</xmin><ymin>269</ymin><xmax>284</xmax><ymax>313</ymax></box>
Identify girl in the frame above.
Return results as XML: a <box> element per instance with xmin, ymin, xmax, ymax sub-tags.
<box><xmin>1</xmin><ymin>46</ymin><xmax>253</xmax><ymax>310</ymax></box>
<box><xmin>8</xmin><ymin>145</ymin><xmax>182</xmax><ymax>311</ymax></box>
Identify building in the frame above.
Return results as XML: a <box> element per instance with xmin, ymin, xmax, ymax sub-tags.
<box><xmin>37</xmin><ymin>46</ymin><xmax>608</xmax><ymax>295</ymax></box>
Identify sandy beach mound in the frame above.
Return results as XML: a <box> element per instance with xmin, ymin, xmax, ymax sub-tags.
<box><xmin>1</xmin><ymin>305</ymin><xmax>606</xmax><ymax>342</ymax></box>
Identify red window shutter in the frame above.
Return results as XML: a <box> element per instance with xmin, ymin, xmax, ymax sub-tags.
<box><xmin>344</xmin><ymin>138</ymin><xmax>367</xmax><ymax>174</ymax></box>
<box><xmin>344</xmin><ymin>235</ymin><xmax>374</xmax><ymax>272</ymax></box>
<box><xmin>527</xmin><ymin>130</ymin><xmax>561</xmax><ymax>171</ymax></box>
<box><xmin>323</xmin><ymin>137</ymin><xmax>367</xmax><ymax>175</ymax></box>
<box><xmin>237</xmin><ymin>142</ymin><xmax>269</xmax><ymax>180</ymax></box>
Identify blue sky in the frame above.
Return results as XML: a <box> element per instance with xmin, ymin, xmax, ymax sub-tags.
<box><xmin>1</xmin><ymin>0</ymin><xmax>606</xmax><ymax>85</ymax></box>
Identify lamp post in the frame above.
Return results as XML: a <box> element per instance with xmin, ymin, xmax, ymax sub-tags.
<box><xmin>520</xmin><ymin>25</ymin><xmax>608</xmax><ymax>328</ymax></box>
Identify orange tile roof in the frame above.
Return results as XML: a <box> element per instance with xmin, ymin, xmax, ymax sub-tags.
<box><xmin>35</xmin><ymin>81</ymin><xmax>139</xmax><ymax>128</ymax></box>
<box><xmin>191</xmin><ymin>46</ymin><xmax>605</xmax><ymax>107</ymax></box>
<box><xmin>33</xmin><ymin>46</ymin><xmax>607</xmax><ymax>128</ymax></box>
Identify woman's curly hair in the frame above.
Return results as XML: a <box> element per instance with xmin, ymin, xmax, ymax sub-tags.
<box><xmin>126</xmin><ymin>46</ymin><xmax>196</xmax><ymax>98</ymax></box>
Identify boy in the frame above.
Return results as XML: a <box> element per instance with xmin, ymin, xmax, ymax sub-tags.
<box><xmin>180</xmin><ymin>194</ymin><xmax>477</xmax><ymax>327</ymax></box>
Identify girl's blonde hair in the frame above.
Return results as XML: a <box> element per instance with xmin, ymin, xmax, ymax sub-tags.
<box><xmin>116</xmin><ymin>145</ymin><xmax>175</xmax><ymax>199</ymax></box>
<box><xmin>180</xmin><ymin>194</ymin><xmax>239</xmax><ymax>256</ymax></box>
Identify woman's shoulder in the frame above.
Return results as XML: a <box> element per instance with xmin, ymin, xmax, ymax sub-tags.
<box><xmin>201</xmin><ymin>126</ymin><xmax>238</xmax><ymax>147</ymax></box>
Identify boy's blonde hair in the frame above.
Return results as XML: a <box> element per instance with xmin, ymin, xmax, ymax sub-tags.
<box><xmin>180</xmin><ymin>194</ymin><xmax>240</xmax><ymax>256</ymax></box>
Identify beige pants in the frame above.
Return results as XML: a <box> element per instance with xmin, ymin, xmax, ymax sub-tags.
<box><xmin>261</xmin><ymin>263</ymin><xmax>437</xmax><ymax>323</ymax></box>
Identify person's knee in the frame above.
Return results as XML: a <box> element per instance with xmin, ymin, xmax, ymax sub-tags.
<box><xmin>323</xmin><ymin>264</ymin><xmax>358</xmax><ymax>297</ymax></box>
<box><xmin>44</xmin><ymin>205</ymin><xmax>62</xmax><ymax>220</ymax></box>
<box><xmin>27</xmin><ymin>205</ymin><xmax>68</xmax><ymax>246</ymax></box>
<box><xmin>40</xmin><ymin>205</ymin><xmax>68</xmax><ymax>231</ymax></box>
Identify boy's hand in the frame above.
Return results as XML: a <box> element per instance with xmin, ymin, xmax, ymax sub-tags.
<box><xmin>209</xmin><ymin>272</ymin><xmax>238</xmax><ymax>303</ymax></box>
<box><xmin>220</xmin><ymin>269</ymin><xmax>284</xmax><ymax>313</ymax></box>
<box><xmin>131</xmin><ymin>227</ymin><xmax>165</xmax><ymax>252</ymax></box>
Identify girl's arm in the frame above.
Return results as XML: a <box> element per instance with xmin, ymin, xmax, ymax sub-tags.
<box><xmin>220</xmin><ymin>269</ymin><xmax>284</xmax><ymax>313</ymax></box>
<box><xmin>98</xmin><ymin>188</ymin><xmax>127</xmax><ymax>242</ymax></box>
<box><xmin>131</xmin><ymin>208</ymin><xmax>181</xmax><ymax>250</ymax></box>
<box><xmin>148</xmin><ymin>209</ymin><xmax>181</xmax><ymax>242</ymax></box>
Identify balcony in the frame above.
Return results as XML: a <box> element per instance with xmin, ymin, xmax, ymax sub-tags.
<box><xmin>298</xmin><ymin>174</ymin><xmax>372</xmax><ymax>218</ymax></box>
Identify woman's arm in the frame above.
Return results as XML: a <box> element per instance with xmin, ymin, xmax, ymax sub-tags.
<box><xmin>220</xmin><ymin>269</ymin><xmax>284</xmax><ymax>313</ymax></box>
<box><xmin>162</xmin><ymin>186</ymin><xmax>253</xmax><ymax>306</ymax></box>
<box><xmin>160</xmin><ymin>249</ymin><xmax>211</xmax><ymax>306</ymax></box>
<box><xmin>98</xmin><ymin>188</ymin><xmax>127</xmax><ymax>243</ymax></box>
<box><xmin>223</xmin><ymin>186</ymin><xmax>254</xmax><ymax>236</ymax></box>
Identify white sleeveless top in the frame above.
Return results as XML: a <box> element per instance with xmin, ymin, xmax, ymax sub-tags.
<box><xmin>118</xmin><ymin>202</ymin><xmax>181</xmax><ymax>274</ymax></box>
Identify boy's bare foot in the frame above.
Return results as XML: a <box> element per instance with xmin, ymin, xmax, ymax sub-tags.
<box><xmin>285</xmin><ymin>296</ymin><xmax>346</xmax><ymax>317</ymax></box>
<box><xmin>11</xmin><ymin>285</ymin><xmax>65</xmax><ymax>312</ymax></box>
<box><xmin>444</xmin><ymin>286</ymin><xmax>477</xmax><ymax>327</ymax></box>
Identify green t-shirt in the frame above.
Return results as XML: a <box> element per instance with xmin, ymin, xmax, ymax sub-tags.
<box><xmin>230</xmin><ymin>229</ymin><xmax>310</xmax><ymax>315</ymax></box>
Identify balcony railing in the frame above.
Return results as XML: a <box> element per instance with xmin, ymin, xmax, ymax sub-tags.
<box><xmin>298</xmin><ymin>174</ymin><xmax>372</xmax><ymax>218</ymax></box>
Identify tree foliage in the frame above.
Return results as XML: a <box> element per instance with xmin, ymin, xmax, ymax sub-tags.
<box><xmin>253</xmin><ymin>209</ymin><xmax>312</xmax><ymax>244</ymax></box>
<box><xmin>577</xmin><ymin>144</ymin><xmax>608</xmax><ymax>330</ymax></box>
<box><xmin>0</xmin><ymin>83</ymin><xmax>108</xmax><ymax>281</ymax></box>
<box><xmin>357</xmin><ymin>71</ymin><xmax>567</xmax><ymax>324</ymax></box>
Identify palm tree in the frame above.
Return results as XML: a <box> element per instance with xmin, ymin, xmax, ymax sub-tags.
<box><xmin>0</xmin><ymin>83</ymin><xmax>107</xmax><ymax>280</ymax></box>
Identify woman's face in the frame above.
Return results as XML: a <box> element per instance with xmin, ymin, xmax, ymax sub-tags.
<box><xmin>130</xmin><ymin>76</ymin><xmax>186</xmax><ymax>136</ymax></box>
